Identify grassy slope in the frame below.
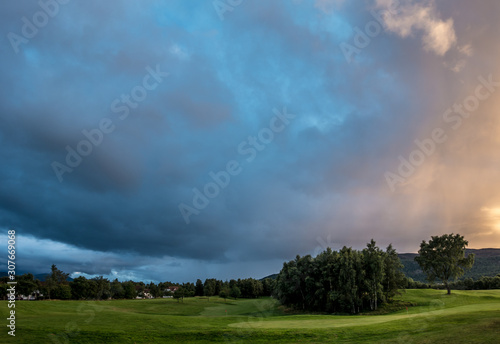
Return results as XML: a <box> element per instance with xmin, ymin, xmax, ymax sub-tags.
<box><xmin>0</xmin><ymin>290</ymin><xmax>498</xmax><ymax>343</ymax></box>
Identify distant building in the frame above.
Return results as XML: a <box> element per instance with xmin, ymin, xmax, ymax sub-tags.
<box><xmin>18</xmin><ymin>290</ymin><xmax>42</xmax><ymax>300</ymax></box>
<box><xmin>136</xmin><ymin>289</ymin><xmax>154</xmax><ymax>299</ymax></box>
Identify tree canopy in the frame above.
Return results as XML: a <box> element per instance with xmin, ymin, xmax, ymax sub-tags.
<box><xmin>415</xmin><ymin>233</ymin><xmax>475</xmax><ymax>294</ymax></box>
<box><xmin>273</xmin><ymin>240</ymin><xmax>406</xmax><ymax>314</ymax></box>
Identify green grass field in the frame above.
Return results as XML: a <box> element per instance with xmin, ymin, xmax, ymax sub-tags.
<box><xmin>0</xmin><ymin>290</ymin><xmax>499</xmax><ymax>343</ymax></box>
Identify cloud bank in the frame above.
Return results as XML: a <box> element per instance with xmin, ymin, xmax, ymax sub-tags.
<box><xmin>0</xmin><ymin>0</ymin><xmax>499</xmax><ymax>282</ymax></box>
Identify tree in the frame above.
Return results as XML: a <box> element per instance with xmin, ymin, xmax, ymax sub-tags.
<box><xmin>229</xmin><ymin>285</ymin><xmax>241</xmax><ymax>299</ymax></box>
<box><xmin>52</xmin><ymin>285</ymin><xmax>72</xmax><ymax>299</ymax></box>
<box><xmin>46</xmin><ymin>265</ymin><xmax>70</xmax><ymax>299</ymax></box>
<box><xmin>71</xmin><ymin>276</ymin><xmax>91</xmax><ymax>300</ymax></box>
<box><xmin>219</xmin><ymin>287</ymin><xmax>230</xmax><ymax>302</ymax></box>
<box><xmin>215</xmin><ymin>280</ymin><xmax>222</xmax><ymax>296</ymax></box>
<box><xmin>262</xmin><ymin>278</ymin><xmax>275</xmax><ymax>296</ymax></box>
<box><xmin>203</xmin><ymin>279</ymin><xmax>216</xmax><ymax>301</ymax></box>
<box><xmin>93</xmin><ymin>277</ymin><xmax>111</xmax><ymax>300</ymax></box>
<box><xmin>337</xmin><ymin>247</ymin><xmax>362</xmax><ymax>314</ymax></box>
<box><xmin>122</xmin><ymin>281</ymin><xmax>137</xmax><ymax>299</ymax></box>
<box><xmin>195</xmin><ymin>279</ymin><xmax>204</xmax><ymax>296</ymax></box>
<box><xmin>238</xmin><ymin>278</ymin><xmax>264</xmax><ymax>298</ymax></box>
<box><xmin>362</xmin><ymin>240</ymin><xmax>384</xmax><ymax>310</ymax></box>
<box><xmin>110</xmin><ymin>279</ymin><xmax>125</xmax><ymax>299</ymax></box>
<box><xmin>148</xmin><ymin>282</ymin><xmax>161</xmax><ymax>298</ymax></box>
<box><xmin>182</xmin><ymin>282</ymin><xmax>195</xmax><ymax>297</ymax></box>
<box><xmin>50</xmin><ymin>264</ymin><xmax>70</xmax><ymax>284</ymax></box>
<box><xmin>173</xmin><ymin>287</ymin><xmax>186</xmax><ymax>302</ymax></box>
<box><xmin>415</xmin><ymin>233</ymin><xmax>475</xmax><ymax>294</ymax></box>
<box><xmin>382</xmin><ymin>244</ymin><xmax>406</xmax><ymax>301</ymax></box>
<box><xmin>17</xmin><ymin>273</ymin><xmax>38</xmax><ymax>298</ymax></box>
<box><xmin>0</xmin><ymin>284</ymin><xmax>8</xmax><ymax>300</ymax></box>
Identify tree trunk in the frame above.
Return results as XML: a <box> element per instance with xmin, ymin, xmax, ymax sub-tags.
<box><xmin>300</xmin><ymin>289</ymin><xmax>305</xmax><ymax>310</ymax></box>
<box><xmin>445</xmin><ymin>281</ymin><xmax>451</xmax><ymax>294</ymax></box>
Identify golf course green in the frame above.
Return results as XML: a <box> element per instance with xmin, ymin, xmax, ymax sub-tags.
<box><xmin>1</xmin><ymin>289</ymin><xmax>498</xmax><ymax>343</ymax></box>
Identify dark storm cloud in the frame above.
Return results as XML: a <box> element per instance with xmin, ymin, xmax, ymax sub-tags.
<box><xmin>1</xmin><ymin>0</ymin><xmax>499</xmax><ymax>281</ymax></box>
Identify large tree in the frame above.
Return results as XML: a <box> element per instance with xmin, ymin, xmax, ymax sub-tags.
<box><xmin>110</xmin><ymin>279</ymin><xmax>125</xmax><ymax>299</ymax></box>
<box><xmin>93</xmin><ymin>276</ymin><xmax>111</xmax><ymax>300</ymax></box>
<box><xmin>46</xmin><ymin>265</ymin><xmax>69</xmax><ymax>299</ymax></box>
<box><xmin>173</xmin><ymin>287</ymin><xmax>186</xmax><ymax>302</ymax></box>
<box><xmin>219</xmin><ymin>287</ymin><xmax>230</xmax><ymax>302</ymax></box>
<box><xmin>195</xmin><ymin>279</ymin><xmax>204</xmax><ymax>296</ymax></box>
<box><xmin>50</xmin><ymin>264</ymin><xmax>70</xmax><ymax>284</ymax></box>
<box><xmin>229</xmin><ymin>285</ymin><xmax>241</xmax><ymax>299</ymax></box>
<box><xmin>415</xmin><ymin>233</ymin><xmax>475</xmax><ymax>294</ymax></box>
<box><xmin>382</xmin><ymin>244</ymin><xmax>406</xmax><ymax>300</ymax></box>
<box><xmin>203</xmin><ymin>279</ymin><xmax>217</xmax><ymax>301</ymax></box>
<box><xmin>362</xmin><ymin>240</ymin><xmax>384</xmax><ymax>310</ymax></box>
<box><xmin>71</xmin><ymin>276</ymin><xmax>91</xmax><ymax>300</ymax></box>
<box><xmin>122</xmin><ymin>281</ymin><xmax>137</xmax><ymax>299</ymax></box>
<box><xmin>17</xmin><ymin>273</ymin><xmax>38</xmax><ymax>298</ymax></box>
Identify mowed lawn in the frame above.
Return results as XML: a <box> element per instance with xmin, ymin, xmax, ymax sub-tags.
<box><xmin>0</xmin><ymin>290</ymin><xmax>498</xmax><ymax>343</ymax></box>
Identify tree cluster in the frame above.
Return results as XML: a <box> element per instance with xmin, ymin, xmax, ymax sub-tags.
<box><xmin>273</xmin><ymin>240</ymin><xmax>406</xmax><ymax>314</ymax></box>
<box><xmin>191</xmin><ymin>277</ymin><xmax>274</xmax><ymax>301</ymax></box>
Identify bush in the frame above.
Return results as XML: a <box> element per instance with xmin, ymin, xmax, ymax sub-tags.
<box><xmin>52</xmin><ymin>285</ymin><xmax>72</xmax><ymax>300</ymax></box>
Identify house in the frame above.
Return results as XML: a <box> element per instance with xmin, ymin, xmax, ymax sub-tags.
<box><xmin>161</xmin><ymin>286</ymin><xmax>179</xmax><ymax>298</ymax></box>
<box><xmin>18</xmin><ymin>290</ymin><xmax>42</xmax><ymax>300</ymax></box>
<box><xmin>136</xmin><ymin>288</ymin><xmax>154</xmax><ymax>299</ymax></box>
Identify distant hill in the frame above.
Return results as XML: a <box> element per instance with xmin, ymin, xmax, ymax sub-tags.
<box><xmin>0</xmin><ymin>272</ymin><xmax>73</xmax><ymax>282</ymax></box>
<box><xmin>260</xmin><ymin>274</ymin><xmax>278</xmax><ymax>281</ymax></box>
<box><xmin>400</xmin><ymin>248</ymin><xmax>500</xmax><ymax>282</ymax></box>
<box><xmin>262</xmin><ymin>248</ymin><xmax>500</xmax><ymax>283</ymax></box>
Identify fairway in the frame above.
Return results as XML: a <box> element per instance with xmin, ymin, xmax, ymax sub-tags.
<box><xmin>229</xmin><ymin>303</ymin><xmax>500</xmax><ymax>329</ymax></box>
<box><xmin>1</xmin><ymin>289</ymin><xmax>499</xmax><ymax>343</ymax></box>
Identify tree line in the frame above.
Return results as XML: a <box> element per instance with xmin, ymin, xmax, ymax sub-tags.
<box><xmin>0</xmin><ymin>233</ymin><xmax>486</xmax><ymax>309</ymax></box>
<box><xmin>0</xmin><ymin>264</ymin><xmax>275</xmax><ymax>301</ymax></box>
<box><xmin>406</xmin><ymin>275</ymin><xmax>500</xmax><ymax>290</ymax></box>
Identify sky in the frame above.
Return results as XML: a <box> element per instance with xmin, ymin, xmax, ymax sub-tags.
<box><xmin>0</xmin><ymin>0</ymin><xmax>499</xmax><ymax>283</ymax></box>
